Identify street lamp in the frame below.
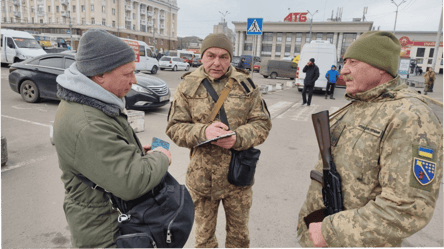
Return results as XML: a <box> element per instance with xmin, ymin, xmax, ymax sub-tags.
<box><xmin>391</xmin><ymin>0</ymin><xmax>406</xmax><ymax>35</ymax></box>
<box><xmin>307</xmin><ymin>10</ymin><xmax>318</xmax><ymax>42</ymax></box>
<box><xmin>219</xmin><ymin>11</ymin><xmax>229</xmax><ymax>34</ymax></box>
<box><xmin>68</xmin><ymin>10</ymin><xmax>72</xmax><ymax>49</ymax></box>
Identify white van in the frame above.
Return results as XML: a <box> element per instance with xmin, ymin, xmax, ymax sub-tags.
<box><xmin>1</xmin><ymin>29</ymin><xmax>47</xmax><ymax>65</ymax></box>
<box><xmin>296</xmin><ymin>40</ymin><xmax>337</xmax><ymax>91</ymax></box>
<box><xmin>121</xmin><ymin>38</ymin><xmax>159</xmax><ymax>74</ymax></box>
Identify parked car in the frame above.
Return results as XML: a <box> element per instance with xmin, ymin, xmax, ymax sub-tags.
<box><xmin>8</xmin><ymin>53</ymin><xmax>170</xmax><ymax>110</ymax></box>
<box><xmin>240</xmin><ymin>55</ymin><xmax>261</xmax><ymax>70</ymax></box>
<box><xmin>253</xmin><ymin>62</ymin><xmax>261</xmax><ymax>72</ymax></box>
<box><xmin>191</xmin><ymin>57</ymin><xmax>202</xmax><ymax>67</ymax></box>
<box><xmin>159</xmin><ymin>56</ymin><xmax>190</xmax><ymax>71</ymax></box>
<box><xmin>231</xmin><ymin>56</ymin><xmax>241</xmax><ymax>67</ymax></box>
<box><xmin>260</xmin><ymin>60</ymin><xmax>297</xmax><ymax>79</ymax></box>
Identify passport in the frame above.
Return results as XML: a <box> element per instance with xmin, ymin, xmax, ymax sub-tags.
<box><xmin>152</xmin><ymin>137</ymin><xmax>170</xmax><ymax>150</ymax></box>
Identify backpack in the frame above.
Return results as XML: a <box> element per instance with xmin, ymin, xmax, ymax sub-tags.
<box><xmin>75</xmin><ymin>172</ymin><xmax>194</xmax><ymax>248</ymax></box>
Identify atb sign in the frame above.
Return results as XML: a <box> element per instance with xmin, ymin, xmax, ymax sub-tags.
<box><xmin>247</xmin><ymin>18</ymin><xmax>263</xmax><ymax>35</ymax></box>
<box><xmin>284</xmin><ymin>12</ymin><xmax>308</xmax><ymax>22</ymax></box>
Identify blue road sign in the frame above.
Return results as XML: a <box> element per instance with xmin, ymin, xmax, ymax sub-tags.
<box><xmin>67</xmin><ymin>30</ymin><xmax>71</xmax><ymax>34</ymax></box>
<box><xmin>247</xmin><ymin>18</ymin><xmax>263</xmax><ymax>35</ymax></box>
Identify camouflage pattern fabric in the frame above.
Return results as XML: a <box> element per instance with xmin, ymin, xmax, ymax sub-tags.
<box><xmin>297</xmin><ymin>76</ymin><xmax>443</xmax><ymax>247</ymax></box>
<box><xmin>166</xmin><ymin>65</ymin><xmax>271</xmax><ymax>247</ymax></box>
<box><xmin>424</xmin><ymin>70</ymin><xmax>436</xmax><ymax>85</ymax></box>
<box><xmin>189</xmin><ymin>187</ymin><xmax>253</xmax><ymax>248</ymax></box>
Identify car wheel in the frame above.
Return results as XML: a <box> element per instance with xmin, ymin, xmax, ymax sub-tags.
<box><xmin>173</xmin><ymin>66</ymin><xmax>177</xmax><ymax>71</ymax></box>
<box><xmin>270</xmin><ymin>72</ymin><xmax>277</xmax><ymax>79</ymax></box>
<box><xmin>160</xmin><ymin>68</ymin><xmax>165</xmax><ymax>71</ymax></box>
<box><xmin>151</xmin><ymin>66</ymin><xmax>158</xmax><ymax>74</ymax></box>
<box><xmin>20</xmin><ymin>80</ymin><xmax>40</xmax><ymax>103</ymax></box>
<box><xmin>185</xmin><ymin>65</ymin><xmax>190</xmax><ymax>71</ymax></box>
<box><xmin>263</xmin><ymin>75</ymin><xmax>269</xmax><ymax>78</ymax></box>
<box><xmin>14</xmin><ymin>57</ymin><xmax>21</xmax><ymax>63</ymax></box>
<box><xmin>290</xmin><ymin>78</ymin><xmax>295</xmax><ymax>80</ymax></box>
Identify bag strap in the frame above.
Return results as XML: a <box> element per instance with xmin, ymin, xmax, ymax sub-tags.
<box><xmin>74</xmin><ymin>173</ymin><xmax>108</xmax><ymax>193</ymax></box>
<box><xmin>202</xmin><ymin>78</ymin><xmax>234</xmax><ymax>127</ymax></box>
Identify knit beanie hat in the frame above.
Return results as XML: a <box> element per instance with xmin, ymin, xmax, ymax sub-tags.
<box><xmin>310</xmin><ymin>58</ymin><xmax>315</xmax><ymax>63</ymax></box>
<box><xmin>76</xmin><ymin>29</ymin><xmax>136</xmax><ymax>76</ymax></box>
<box><xmin>200</xmin><ymin>33</ymin><xmax>233</xmax><ymax>61</ymax></box>
<box><xmin>344</xmin><ymin>31</ymin><xmax>401</xmax><ymax>77</ymax></box>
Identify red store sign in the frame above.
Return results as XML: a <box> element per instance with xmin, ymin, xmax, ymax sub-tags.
<box><xmin>284</xmin><ymin>12</ymin><xmax>308</xmax><ymax>22</ymax></box>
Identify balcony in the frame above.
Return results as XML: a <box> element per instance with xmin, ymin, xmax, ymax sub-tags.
<box><xmin>160</xmin><ymin>14</ymin><xmax>165</xmax><ymax>20</ymax></box>
<box><xmin>140</xmin><ymin>9</ymin><xmax>146</xmax><ymax>15</ymax></box>
<box><xmin>147</xmin><ymin>21</ymin><xmax>153</xmax><ymax>26</ymax></box>
<box><xmin>61</xmin><ymin>10</ymin><xmax>68</xmax><ymax>16</ymax></box>
<box><xmin>14</xmin><ymin>11</ymin><xmax>21</xmax><ymax>17</ymax></box>
<box><xmin>160</xmin><ymin>24</ymin><xmax>164</xmax><ymax>29</ymax></box>
<box><xmin>125</xmin><ymin>5</ymin><xmax>132</xmax><ymax>11</ymax></box>
<box><xmin>141</xmin><ymin>19</ymin><xmax>146</xmax><ymax>25</ymax></box>
<box><xmin>125</xmin><ymin>16</ymin><xmax>131</xmax><ymax>21</ymax></box>
<box><xmin>60</xmin><ymin>0</ymin><xmax>69</xmax><ymax>5</ymax></box>
<box><xmin>147</xmin><ymin>11</ymin><xmax>153</xmax><ymax>16</ymax></box>
<box><xmin>13</xmin><ymin>0</ymin><xmax>20</xmax><ymax>6</ymax></box>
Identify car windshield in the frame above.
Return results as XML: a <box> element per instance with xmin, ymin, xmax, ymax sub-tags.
<box><xmin>160</xmin><ymin>57</ymin><xmax>171</xmax><ymax>61</ymax></box>
<box><xmin>13</xmin><ymin>38</ymin><xmax>42</xmax><ymax>49</ymax></box>
<box><xmin>232</xmin><ymin>57</ymin><xmax>241</xmax><ymax>63</ymax></box>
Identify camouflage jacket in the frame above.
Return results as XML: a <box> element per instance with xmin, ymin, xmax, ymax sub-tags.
<box><xmin>166</xmin><ymin>66</ymin><xmax>272</xmax><ymax>200</ymax></box>
<box><xmin>297</xmin><ymin>77</ymin><xmax>443</xmax><ymax>247</ymax></box>
<box><xmin>424</xmin><ymin>71</ymin><xmax>436</xmax><ymax>83</ymax></box>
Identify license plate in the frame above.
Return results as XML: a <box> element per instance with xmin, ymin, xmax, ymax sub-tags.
<box><xmin>160</xmin><ymin>95</ymin><xmax>170</xmax><ymax>102</ymax></box>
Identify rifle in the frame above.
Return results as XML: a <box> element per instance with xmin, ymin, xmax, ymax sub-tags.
<box><xmin>304</xmin><ymin>110</ymin><xmax>344</xmax><ymax>228</ymax></box>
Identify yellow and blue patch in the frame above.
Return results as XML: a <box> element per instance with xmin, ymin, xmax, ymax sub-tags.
<box><xmin>413</xmin><ymin>157</ymin><xmax>436</xmax><ymax>186</ymax></box>
<box><xmin>418</xmin><ymin>146</ymin><xmax>434</xmax><ymax>159</ymax></box>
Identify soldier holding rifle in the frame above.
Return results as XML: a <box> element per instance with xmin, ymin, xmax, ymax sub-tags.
<box><xmin>297</xmin><ymin>31</ymin><xmax>443</xmax><ymax>247</ymax></box>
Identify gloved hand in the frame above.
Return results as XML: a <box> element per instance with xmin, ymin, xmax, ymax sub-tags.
<box><xmin>150</xmin><ymin>147</ymin><xmax>172</xmax><ymax>165</ymax></box>
<box><xmin>211</xmin><ymin>133</ymin><xmax>237</xmax><ymax>149</ymax></box>
<box><xmin>205</xmin><ymin>122</ymin><xmax>230</xmax><ymax>140</ymax></box>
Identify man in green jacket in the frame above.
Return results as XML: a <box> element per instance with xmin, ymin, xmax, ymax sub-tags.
<box><xmin>53</xmin><ymin>29</ymin><xmax>171</xmax><ymax>248</ymax></box>
<box><xmin>297</xmin><ymin>31</ymin><xmax>442</xmax><ymax>247</ymax></box>
<box><xmin>166</xmin><ymin>33</ymin><xmax>272</xmax><ymax>247</ymax></box>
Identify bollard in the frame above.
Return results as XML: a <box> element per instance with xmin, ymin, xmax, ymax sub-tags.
<box><xmin>276</xmin><ymin>83</ymin><xmax>283</xmax><ymax>90</ymax></box>
<box><xmin>267</xmin><ymin>85</ymin><xmax>276</xmax><ymax>92</ymax></box>
<box><xmin>259</xmin><ymin>85</ymin><xmax>269</xmax><ymax>94</ymax></box>
<box><xmin>1</xmin><ymin>136</ymin><xmax>8</xmax><ymax>166</ymax></box>
<box><xmin>286</xmin><ymin>81</ymin><xmax>295</xmax><ymax>88</ymax></box>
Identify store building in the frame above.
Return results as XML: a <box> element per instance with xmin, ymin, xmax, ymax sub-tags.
<box><xmin>1</xmin><ymin>0</ymin><xmax>179</xmax><ymax>51</ymax></box>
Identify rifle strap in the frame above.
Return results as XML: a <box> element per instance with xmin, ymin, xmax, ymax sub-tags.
<box><xmin>202</xmin><ymin>78</ymin><xmax>234</xmax><ymax>126</ymax></box>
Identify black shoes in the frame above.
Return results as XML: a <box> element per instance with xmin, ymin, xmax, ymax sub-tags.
<box><xmin>302</xmin><ymin>103</ymin><xmax>306</xmax><ymax>106</ymax></box>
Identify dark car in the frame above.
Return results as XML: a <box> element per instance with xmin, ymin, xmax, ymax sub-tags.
<box><xmin>191</xmin><ymin>57</ymin><xmax>202</xmax><ymax>67</ymax></box>
<box><xmin>8</xmin><ymin>53</ymin><xmax>170</xmax><ymax>110</ymax></box>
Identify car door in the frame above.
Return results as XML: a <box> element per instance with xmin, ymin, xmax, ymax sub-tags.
<box><xmin>6</xmin><ymin>37</ymin><xmax>17</xmax><ymax>63</ymax></box>
<box><xmin>180</xmin><ymin>58</ymin><xmax>187</xmax><ymax>70</ymax></box>
<box><xmin>33</xmin><ymin>56</ymin><xmax>65</xmax><ymax>98</ymax></box>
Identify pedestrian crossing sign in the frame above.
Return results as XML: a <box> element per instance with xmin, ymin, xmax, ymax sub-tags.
<box><xmin>247</xmin><ymin>18</ymin><xmax>263</xmax><ymax>35</ymax></box>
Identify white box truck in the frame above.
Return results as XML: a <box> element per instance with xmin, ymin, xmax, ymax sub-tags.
<box><xmin>1</xmin><ymin>29</ymin><xmax>47</xmax><ymax>65</ymax></box>
<box><xmin>296</xmin><ymin>40</ymin><xmax>337</xmax><ymax>92</ymax></box>
<box><xmin>121</xmin><ymin>38</ymin><xmax>160</xmax><ymax>74</ymax></box>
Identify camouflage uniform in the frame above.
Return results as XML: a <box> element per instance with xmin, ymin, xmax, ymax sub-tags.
<box><xmin>424</xmin><ymin>70</ymin><xmax>436</xmax><ymax>92</ymax></box>
<box><xmin>297</xmin><ymin>77</ymin><xmax>443</xmax><ymax>247</ymax></box>
<box><xmin>166</xmin><ymin>65</ymin><xmax>272</xmax><ymax>247</ymax></box>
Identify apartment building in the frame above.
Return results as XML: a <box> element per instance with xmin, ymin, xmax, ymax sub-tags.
<box><xmin>1</xmin><ymin>0</ymin><xmax>179</xmax><ymax>51</ymax></box>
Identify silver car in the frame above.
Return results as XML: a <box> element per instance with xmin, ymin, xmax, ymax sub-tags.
<box><xmin>159</xmin><ymin>56</ymin><xmax>190</xmax><ymax>71</ymax></box>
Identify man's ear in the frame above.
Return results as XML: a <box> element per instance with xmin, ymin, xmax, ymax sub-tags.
<box><xmin>91</xmin><ymin>75</ymin><xmax>105</xmax><ymax>85</ymax></box>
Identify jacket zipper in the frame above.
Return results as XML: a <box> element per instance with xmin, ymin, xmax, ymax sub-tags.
<box><xmin>166</xmin><ymin>185</ymin><xmax>185</xmax><ymax>243</ymax></box>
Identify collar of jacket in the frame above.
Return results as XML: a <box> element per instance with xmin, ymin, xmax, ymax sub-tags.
<box><xmin>344</xmin><ymin>76</ymin><xmax>404</xmax><ymax>102</ymax></box>
<box><xmin>57</xmin><ymin>84</ymin><xmax>123</xmax><ymax>117</ymax></box>
<box><xmin>181</xmin><ymin>65</ymin><xmax>249</xmax><ymax>96</ymax></box>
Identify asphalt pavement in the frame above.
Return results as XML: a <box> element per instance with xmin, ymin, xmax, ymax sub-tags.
<box><xmin>1</xmin><ymin>66</ymin><xmax>443</xmax><ymax>247</ymax></box>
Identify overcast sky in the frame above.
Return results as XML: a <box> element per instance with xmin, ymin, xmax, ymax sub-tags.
<box><xmin>176</xmin><ymin>0</ymin><xmax>443</xmax><ymax>39</ymax></box>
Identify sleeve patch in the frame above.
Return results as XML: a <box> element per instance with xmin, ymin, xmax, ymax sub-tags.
<box><xmin>410</xmin><ymin>144</ymin><xmax>438</xmax><ymax>191</ymax></box>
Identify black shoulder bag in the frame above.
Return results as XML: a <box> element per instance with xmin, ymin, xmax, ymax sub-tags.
<box><xmin>202</xmin><ymin>78</ymin><xmax>261</xmax><ymax>187</ymax></box>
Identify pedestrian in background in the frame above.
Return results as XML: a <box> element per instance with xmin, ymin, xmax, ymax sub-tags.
<box><xmin>238</xmin><ymin>57</ymin><xmax>246</xmax><ymax>70</ymax></box>
<box><xmin>166</xmin><ymin>33</ymin><xmax>272</xmax><ymax>248</ymax></box>
<box><xmin>297</xmin><ymin>31</ymin><xmax>442</xmax><ymax>247</ymax></box>
<box><xmin>424</xmin><ymin>67</ymin><xmax>436</xmax><ymax>95</ymax></box>
<box><xmin>301</xmin><ymin>58</ymin><xmax>319</xmax><ymax>106</ymax></box>
<box><xmin>53</xmin><ymin>29</ymin><xmax>171</xmax><ymax>248</ymax></box>
<box><xmin>325</xmin><ymin>65</ymin><xmax>339</xmax><ymax>99</ymax></box>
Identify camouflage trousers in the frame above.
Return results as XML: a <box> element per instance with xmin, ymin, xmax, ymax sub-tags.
<box><xmin>189</xmin><ymin>187</ymin><xmax>253</xmax><ymax>248</ymax></box>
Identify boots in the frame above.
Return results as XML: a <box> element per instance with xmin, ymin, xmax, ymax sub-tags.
<box><xmin>325</xmin><ymin>95</ymin><xmax>328</xmax><ymax>99</ymax></box>
<box><xmin>330</xmin><ymin>96</ymin><xmax>335</xmax><ymax>100</ymax></box>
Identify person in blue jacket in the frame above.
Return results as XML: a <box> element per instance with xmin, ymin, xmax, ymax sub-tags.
<box><xmin>325</xmin><ymin>65</ymin><xmax>340</xmax><ymax>99</ymax></box>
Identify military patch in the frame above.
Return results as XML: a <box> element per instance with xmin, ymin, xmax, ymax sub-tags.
<box><xmin>418</xmin><ymin>146</ymin><xmax>434</xmax><ymax>159</ymax></box>
<box><xmin>412</xmin><ymin>157</ymin><xmax>436</xmax><ymax>186</ymax></box>
<box><xmin>357</xmin><ymin>124</ymin><xmax>382</xmax><ymax>137</ymax></box>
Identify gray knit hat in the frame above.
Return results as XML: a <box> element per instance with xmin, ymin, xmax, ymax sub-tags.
<box><xmin>201</xmin><ymin>33</ymin><xmax>233</xmax><ymax>61</ymax></box>
<box><xmin>76</xmin><ymin>29</ymin><xmax>136</xmax><ymax>76</ymax></box>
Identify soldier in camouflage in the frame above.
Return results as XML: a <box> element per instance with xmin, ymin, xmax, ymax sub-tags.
<box><xmin>298</xmin><ymin>31</ymin><xmax>443</xmax><ymax>247</ymax></box>
<box><xmin>166</xmin><ymin>33</ymin><xmax>272</xmax><ymax>248</ymax></box>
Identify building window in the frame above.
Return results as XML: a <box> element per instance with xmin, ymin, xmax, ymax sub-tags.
<box><xmin>172</xmin><ymin>14</ymin><xmax>175</xmax><ymax>20</ymax></box>
<box><xmin>429</xmin><ymin>48</ymin><xmax>434</xmax><ymax>58</ymax></box>
<box><xmin>91</xmin><ymin>5</ymin><xmax>94</xmax><ymax>11</ymax></box>
<box><xmin>416</xmin><ymin>58</ymin><xmax>423</xmax><ymax>64</ymax></box>
<box><xmin>72</xmin><ymin>5</ymin><xmax>75</xmax><ymax>12</ymax></box>
<box><xmin>81</xmin><ymin>5</ymin><xmax>85</xmax><ymax>12</ymax></box>
<box><xmin>275</xmin><ymin>44</ymin><xmax>281</xmax><ymax>55</ymax></box>
<box><xmin>56</xmin><ymin>17</ymin><xmax>58</xmax><ymax>23</ymax></box>
<box><xmin>286</xmin><ymin>34</ymin><xmax>292</xmax><ymax>43</ymax></box>
<box><xmin>91</xmin><ymin>17</ymin><xmax>95</xmax><ymax>24</ymax></box>
<box><xmin>326</xmin><ymin>33</ymin><xmax>334</xmax><ymax>44</ymax></box>
<box><xmin>244</xmin><ymin>43</ymin><xmax>252</xmax><ymax>51</ymax></box>
<box><xmin>112</xmin><ymin>21</ymin><xmax>115</xmax><ymax>27</ymax></box>
<box><xmin>305</xmin><ymin>32</ymin><xmax>311</xmax><ymax>43</ymax></box>
<box><xmin>112</xmin><ymin>8</ymin><xmax>115</xmax><ymax>15</ymax></box>
<box><xmin>294</xmin><ymin>33</ymin><xmax>302</xmax><ymax>53</ymax></box>
<box><xmin>48</xmin><ymin>17</ymin><xmax>51</xmax><ymax>23</ymax></box>
<box><xmin>261</xmin><ymin>44</ymin><xmax>272</xmax><ymax>57</ymax></box>
<box><xmin>161</xmin><ymin>39</ymin><xmax>163</xmax><ymax>45</ymax></box>
<box><xmin>32</xmin><ymin>17</ymin><xmax>34</xmax><ymax>23</ymax></box>
<box><xmin>341</xmin><ymin>33</ymin><xmax>357</xmax><ymax>57</ymax></box>
<box><xmin>263</xmin><ymin>32</ymin><xmax>273</xmax><ymax>42</ymax></box>
<box><xmin>133</xmin><ymin>24</ymin><xmax>135</xmax><ymax>30</ymax></box>
<box><xmin>102</xmin><ymin>18</ymin><xmax>106</xmax><ymax>25</ymax></box>
<box><xmin>102</xmin><ymin>6</ymin><xmax>105</xmax><ymax>13</ymax></box>
<box><xmin>113</xmin><ymin>0</ymin><xmax>115</xmax><ymax>3</ymax></box>
<box><xmin>56</xmin><ymin>5</ymin><xmax>59</xmax><ymax>12</ymax></box>
<box><xmin>416</xmin><ymin>48</ymin><xmax>425</xmax><ymax>58</ymax></box>
<box><xmin>427</xmin><ymin>59</ymin><xmax>433</xmax><ymax>64</ymax></box>
<box><xmin>82</xmin><ymin>17</ymin><xmax>85</xmax><ymax>24</ymax></box>
<box><xmin>40</xmin><ymin>19</ymin><xmax>43</xmax><ymax>23</ymax></box>
<box><xmin>9</xmin><ymin>6</ymin><xmax>12</xmax><ymax>12</ymax></box>
<box><xmin>276</xmin><ymin>33</ymin><xmax>282</xmax><ymax>43</ymax></box>
<box><xmin>285</xmin><ymin>45</ymin><xmax>291</xmax><ymax>56</ymax></box>
<box><xmin>133</xmin><ymin>13</ymin><xmax>135</xmax><ymax>19</ymax></box>
<box><xmin>48</xmin><ymin>6</ymin><xmax>50</xmax><ymax>12</ymax></box>
<box><xmin>31</xmin><ymin>7</ymin><xmax>34</xmax><ymax>13</ymax></box>
<box><xmin>316</xmin><ymin>33</ymin><xmax>323</xmax><ymax>40</ymax></box>
<box><xmin>172</xmin><ymin>32</ymin><xmax>174</xmax><ymax>37</ymax></box>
